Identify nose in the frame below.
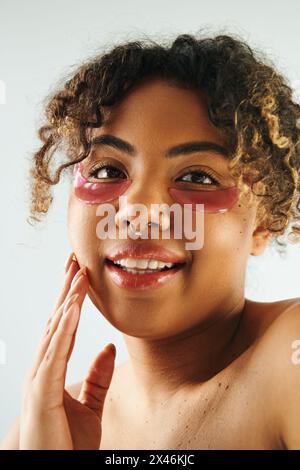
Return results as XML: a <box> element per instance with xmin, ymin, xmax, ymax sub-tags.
<box><xmin>114</xmin><ymin>188</ymin><xmax>171</xmax><ymax>238</ymax></box>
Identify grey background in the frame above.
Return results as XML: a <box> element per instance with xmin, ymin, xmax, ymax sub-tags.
<box><xmin>1</xmin><ymin>0</ymin><xmax>300</xmax><ymax>439</ymax></box>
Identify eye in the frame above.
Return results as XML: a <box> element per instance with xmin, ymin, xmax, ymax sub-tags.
<box><xmin>88</xmin><ymin>163</ymin><xmax>127</xmax><ymax>180</ymax></box>
<box><xmin>176</xmin><ymin>169</ymin><xmax>220</xmax><ymax>186</ymax></box>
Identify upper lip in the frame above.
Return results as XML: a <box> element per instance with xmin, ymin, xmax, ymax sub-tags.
<box><xmin>105</xmin><ymin>241</ymin><xmax>187</xmax><ymax>264</ymax></box>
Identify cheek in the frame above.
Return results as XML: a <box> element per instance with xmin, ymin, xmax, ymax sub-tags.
<box><xmin>191</xmin><ymin>185</ymin><xmax>257</xmax><ymax>251</ymax></box>
<box><xmin>190</xmin><ymin>187</ymin><xmax>257</xmax><ymax>264</ymax></box>
<box><xmin>67</xmin><ymin>194</ymin><xmax>100</xmax><ymax>262</ymax></box>
<box><xmin>193</xmin><ymin>202</ymin><xmax>256</xmax><ymax>270</ymax></box>
<box><xmin>168</xmin><ymin>185</ymin><xmax>253</xmax><ymax>259</ymax></box>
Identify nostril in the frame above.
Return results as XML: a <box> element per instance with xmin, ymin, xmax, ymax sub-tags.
<box><xmin>116</xmin><ymin>219</ymin><xmax>131</xmax><ymax>232</ymax></box>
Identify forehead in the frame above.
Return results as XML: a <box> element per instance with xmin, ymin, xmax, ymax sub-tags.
<box><xmin>94</xmin><ymin>78</ymin><xmax>228</xmax><ymax>149</ymax></box>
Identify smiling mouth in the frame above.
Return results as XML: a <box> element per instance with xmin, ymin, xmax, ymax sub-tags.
<box><xmin>105</xmin><ymin>258</ymin><xmax>186</xmax><ymax>274</ymax></box>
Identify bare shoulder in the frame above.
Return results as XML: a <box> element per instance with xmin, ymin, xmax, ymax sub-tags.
<box><xmin>243</xmin><ymin>296</ymin><xmax>300</xmax><ymax>339</ymax></box>
<box><xmin>231</xmin><ymin>296</ymin><xmax>300</xmax><ymax>362</ymax></box>
<box><xmin>246</xmin><ymin>296</ymin><xmax>300</xmax><ymax>449</ymax></box>
<box><xmin>249</xmin><ymin>296</ymin><xmax>300</xmax><ymax>346</ymax></box>
<box><xmin>241</xmin><ymin>296</ymin><xmax>300</xmax><ymax>364</ymax></box>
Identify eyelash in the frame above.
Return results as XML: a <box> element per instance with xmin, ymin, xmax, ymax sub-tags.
<box><xmin>88</xmin><ymin>162</ymin><xmax>220</xmax><ymax>186</ymax></box>
<box><xmin>175</xmin><ymin>168</ymin><xmax>220</xmax><ymax>186</ymax></box>
<box><xmin>88</xmin><ymin>162</ymin><xmax>127</xmax><ymax>180</ymax></box>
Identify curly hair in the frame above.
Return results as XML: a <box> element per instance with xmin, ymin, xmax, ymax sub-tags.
<box><xmin>29</xmin><ymin>31</ymin><xmax>300</xmax><ymax>253</ymax></box>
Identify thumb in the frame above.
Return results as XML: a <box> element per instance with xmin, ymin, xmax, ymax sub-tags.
<box><xmin>78</xmin><ymin>343</ymin><xmax>116</xmax><ymax>415</ymax></box>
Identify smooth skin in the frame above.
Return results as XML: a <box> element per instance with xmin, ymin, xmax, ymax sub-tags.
<box><xmin>2</xmin><ymin>78</ymin><xmax>300</xmax><ymax>449</ymax></box>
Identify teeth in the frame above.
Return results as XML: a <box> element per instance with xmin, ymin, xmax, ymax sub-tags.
<box><xmin>148</xmin><ymin>260</ymin><xmax>158</xmax><ymax>269</ymax></box>
<box><xmin>126</xmin><ymin>258</ymin><xmax>137</xmax><ymax>268</ymax></box>
<box><xmin>158</xmin><ymin>261</ymin><xmax>167</xmax><ymax>269</ymax></box>
<box><xmin>112</xmin><ymin>257</ymin><xmax>175</xmax><ymax>270</ymax></box>
<box><xmin>136</xmin><ymin>259</ymin><xmax>149</xmax><ymax>269</ymax></box>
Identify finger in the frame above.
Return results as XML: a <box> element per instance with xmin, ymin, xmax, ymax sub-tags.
<box><xmin>49</xmin><ymin>266</ymin><xmax>88</xmax><ymax>337</ymax></box>
<box><xmin>78</xmin><ymin>344</ymin><xmax>116</xmax><ymax>416</ymax></box>
<box><xmin>64</xmin><ymin>252</ymin><xmax>77</xmax><ymax>274</ymax></box>
<box><xmin>29</xmin><ymin>268</ymin><xmax>89</xmax><ymax>379</ymax></box>
<box><xmin>52</xmin><ymin>257</ymin><xmax>80</xmax><ymax>313</ymax></box>
<box><xmin>65</xmin><ymin>273</ymin><xmax>90</xmax><ymax>363</ymax></box>
<box><xmin>34</xmin><ymin>289</ymin><xmax>86</xmax><ymax>407</ymax></box>
<box><xmin>30</xmin><ymin>270</ymin><xmax>88</xmax><ymax>378</ymax></box>
<box><xmin>48</xmin><ymin>263</ymin><xmax>84</xmax><ymax>327</ymax></box>
<box><xmin>42</xmin><ymin>259</ymin><xmax>78</xmax><ymax>336</ymax></box>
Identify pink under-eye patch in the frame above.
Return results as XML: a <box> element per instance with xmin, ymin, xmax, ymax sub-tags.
<box><xmin>73</xmin><ymin>162</ymin><xmax>240</xmax><ymax>211</ymax></box>
<box><xmin>168</xmin><ymin>186</ymin><xmax>240</xmax><ymax>213</ymax></box>
<box><xmin>73</xmin><ymin>162</ymin><xmax>132</xmax><ymax>204</ymax></box>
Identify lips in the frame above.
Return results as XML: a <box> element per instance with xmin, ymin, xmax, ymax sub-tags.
<box><xmin>104</xmin><ymin>241</ymin><xmax>187</xmax><ymax>290</ymax></box>
<box><xmin>105</xmin><ymin>241</ymin><xmax>187</xmax><ymax>264</ymax></box>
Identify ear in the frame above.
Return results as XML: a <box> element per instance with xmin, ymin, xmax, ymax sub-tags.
<box><xmin>250</xmin><ymin>226</ymin><xmax>272</xmax><ymax>256</ymax></box>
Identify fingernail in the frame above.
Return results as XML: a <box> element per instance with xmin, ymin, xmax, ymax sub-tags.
<box><xmin>63</xmin><ymin>293</ymin><xmax>79</xmax><ymax>315</ymax></box>
<box><xmin>64</xmin><ymin>253</ymin><xmax>77</xmax><ymax>273</ymax></box>
<box><xmin>104</xmin><ymin>343</ymin><xmax>116</xmax><ymax>357</ymax></box>
<box><xmin>70</xmin><ymin>266</ymin><xmax>87</xmax><ymax>288</ymax></box>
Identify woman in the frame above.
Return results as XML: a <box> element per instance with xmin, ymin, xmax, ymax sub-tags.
<box><xmin>2</xmin><ymin>32</ymin><xmax>300</xmax><ymax>450</ymax></box>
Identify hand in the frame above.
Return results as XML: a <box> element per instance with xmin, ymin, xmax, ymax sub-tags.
<box><xmin>19</xmin><ymin>253</ymin><xmax>116</xmax><ymax>450</ymax></box>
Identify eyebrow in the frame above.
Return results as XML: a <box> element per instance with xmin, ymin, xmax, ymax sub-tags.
<box><xmin>90</xmin><ymin>134</ymin><xmax>229</xmax><ymax>158</ymax></box>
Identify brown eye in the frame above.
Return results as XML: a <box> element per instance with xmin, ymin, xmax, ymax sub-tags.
<box><xmin>89</xmin><ymin>164</ymin><xmax>127</xmax><ymax>180</ymax></box>
<box><xmin>176</xmin><ymin>170</ymin><xmax>220</xmax><ymax>186</ymax></box>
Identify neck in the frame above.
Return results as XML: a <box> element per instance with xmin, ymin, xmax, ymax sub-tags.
<box><xmin>122</xmin><ymin>296</ymin><xmax>247</xmax><ymax>409</ymax></box>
